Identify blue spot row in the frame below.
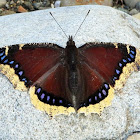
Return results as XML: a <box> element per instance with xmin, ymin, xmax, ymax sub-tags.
<box><xmin>0</xmin><ymin>55</ymin><xmax>9</xmax><ymax>65</ymax></box>
<box><xmin>0</xmin><ymin>49</ymin><xmax>13</xmax><ymax>65</ymax></box>
<box><xmin>0</xmin><ymin>49</ymin><xmax>8</xmax><ymax>64</ymax></box>
<box><xmin>35</xmin><ymin>87</ymin><xmax>68</xmax><ymax>107</ymax></box>
<box><xmin>112</xmin><ymin>46</ymin><xmax>136</xmax><ymax>85</ymax></box>
<box><xmin>0</xmin><ymin>48</ymin><xmax>29</xmax><ymax>86</ymax></box>
<box><xmin>87</xmin><ymin>83</ymin><xmax>109</xmax><ymax>105</ymax></box>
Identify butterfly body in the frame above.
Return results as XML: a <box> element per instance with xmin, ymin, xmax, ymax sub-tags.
<box><xmin>0</xmin><ymin>37</ymin><xmax>140</xmax><ymax>117</ymax></box>
<box><xmin>65</xmin><ymin>36</ymin><xmax>84</xmax><ymax>109</ymax></box>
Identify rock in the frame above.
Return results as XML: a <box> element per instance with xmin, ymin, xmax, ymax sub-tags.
<box><xmin>23</xmin><ymin>1</ymin><xmax>34</xmax><ymax>11</ymax></box>
<box><xmin>133</xmin><ymin>12</ymin><xmax>140</xmax><ymax>20</ymax></box>
<box><xmin>38</xmin><ymin>7</ymin><xmax>50</xmax><ymax>10</ymax></box>
<box><xmin>129</xmin><ymin>8</ymin><xmax>139</xmax><ymax>15</ymax></box>
<box><xmin>136</xmin><ymin>1</ymin><xmax>140</xmax><ymax>11</ymax></box>
<box><xmin>124</xmin><ymin>0</ymin><xmax>140</xmax><ymax>8</ymax></box>
<box><xmin>17</xmin><ymin>5</ymin><xmax>28</xmax><ymax>13</ymax></box>
<box><xmin>0</xmin><ymin>0</ymin><xmax>6</xmax><ymax>8</ymax></box>
<box><xmin>117</xmin><ymin>7</ymin><xmax>129</xmax><ymax>14</ymax></box>
<box><xmin>51</xmin><ymin>3</ymin><xmax>55</xmax><ymax>8</ymax></box>
<box><xmin>0</xmin><ymin>9</ymin><xmax>16</xmax><ymax>16</ymax></box>
<box><xmin>5</xmin><ymin>2</ymin><xmax>10</xmax><ymax>9</ymax></box>
<box><xmin>32</xmin><ymin>2</ymin><xmax>42</xmax><ymax>10</ymax></box>
<box><xmin>42</xmin><ymin>0</ymin><xmax>51</xmax><ymax>7</ymax></box>
<box><xmin>33</xmin><ymin>1</ymin><xmax>51</xmax><ymax>10</ymax></box>
<box><xmin>127</xmin><ymin>133</ymin><xmax>140</xmax><ymax>140</ymax></box>
<box><xmin>0</xmin><ymin>5</ymin><xmax>140</xmax><ymax>140</ymax></box>
<box><xmin>54</xmin><ymin>1</ymin><xmax>61</xmax><ymax>8</ymax></box>
<box><xmin>60</xmin><ymin>0</ymin><xmax>113</xmax><ymax>7</ymax></box>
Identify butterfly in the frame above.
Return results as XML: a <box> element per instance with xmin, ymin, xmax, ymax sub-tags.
<box><xmin>0</xmin><ymin>35</ymin><xmax>140</xmax><ymax>117</ymax></box>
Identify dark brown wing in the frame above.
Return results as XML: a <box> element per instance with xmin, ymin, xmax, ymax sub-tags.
<box><xmin>0</xmin><ymin>43</ymin><xmax>75</xmax><ymax>116</ymax></box>
<box><xmin>78</xmin><ymin>43</ymin><xmax>137</xmax><ymax>112</ymax></box>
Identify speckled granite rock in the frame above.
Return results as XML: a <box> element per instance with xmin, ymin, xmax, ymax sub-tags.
<box><xmin>129</xmin><ymin>9</ymin><xmax>139</xmax><ymax>15</ymax></box>
<box><xmin>127</xmin><ymin>133</ymin><xmax>140</xmax><ymax>140</ymax></box>
<box><xmin>0</xmin><ymin>5</ymin><xmax>140</xmax><ymax>140</ymax></box>
<box><xmin>133</xmin><ymin>13</ymin><xmax>140</xmax><ymax>20</ymax></box>
<box><xmin>124</xmin><ymin>0</ymin><xmax>140</xmax><ymax>8</ymax></box>
<box><xmin>0</xmin><ymin>0</ymin><xmax>6</xmax><ymax>8</ymax></box>
<box><xmin>60</xmin><ymin>0</ymin><xmax>113</xmax><ymax>7</ymax></box>
<box><xmin>136</xmin><ymin>1</ymin><xmax>140</xmax><ymax>11</ymax></box>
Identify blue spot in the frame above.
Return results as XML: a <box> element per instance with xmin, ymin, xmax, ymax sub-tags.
<box><xmin>47</xmin><ymin>96</ymin><xmax>50</xmax><ymax>102</ymax></box>
<box><xmin>119</xmin><ymin>62</ymin><xmax>123</xmax><ymax>67</ymax></box>
<box><xmin>83</xmin><ymin>103</ymin><xmax>86</xmax><ymax>106</ymax></box>
<box><xmin>22</xmin><ymin>78</ymin><xmax>27</xmax><ymax>83</ymax></box>
<box><xmin>113</xmin><ymin>77</ymin><xmax>117</xmax><ymax>82</ymax></box>
<box><xmin>67</xmin><ymin>104</ymin><xmax>71</xmax><ymax>107</ymax></box>
<box><xmin>116</xmin><ymin>69</ymin><xmax>120</xmax><ymax>75</ymax></box>
<box><xmin>104</xmin><ymin>83</ymin><xmax>109</xmax><ymax>89</ymax></box>
<box><xmin>129</xmin><ymin>54</ymin><xmax>134</xmax><ymax>59</ymax></box>
<box><xmin>36</xmin><ymin>88</ymin><xmax>41</xmax><ymax>94</ymax></box>
<box><xmin>130</xmin><ymin>50</ymin><xmax>135</xmax><ymax>54</ymax></box>
<box><xmin>9</xmin><ymin>60</ymin><xmax>14</xmax><ymax>65</ymax></box>
<box><xmin>15</xmin><ymin>64</ymin><xmax>19</xmax><ymax>69</ymax></box>
<box><xmin>102</xmin><ymin>89</ymin><xmax>107</xmax><ymax>96</ymax></box>
<box><xmin>89</xmin><ymin>98</ymin><xmax>92</xmax><ymax>103</ymax></box>
<box><xmin>128</xmin><ymin>57</ymin><xmax>131</xmax><ymax>62</ymax></box>
<box><xmin>3</xmin><ymin>59</ymin><xmax>8</xmax><ymax>64</ymax></box>
<box><xmin>98</xmin><ymin>93</ymin><xmax>102</xmax><ymax>99</ymax></box>
<box><xmin>123</xmin><ymin>59</ymin><xmax>127</xmax><ymax>63</ymax></box>
<box><xmin>59</xmin><ymin>100</ymin><xmax>63</xmax><ymax>104</ymax></box>
<box><xmin>1</xmin><ymin>55</ymin><xmax>6</xmax><ymax>61</ymax></box>
<box><xmin>0</xmin><ymin>51</ymin><xmax>4</xmax><ymax>56</ymax></box>
<box><xmin>52</xmin><ymin>99</ymin><xmax>55</xmax><ymax>104</ymax></box>
<box><xmin>18</xmin><ymin>71</ymin><xmax>23</xmax><ymax>76</ymax></box>
<box><xmin>95</xmin><ymin>96</ymin><xmax>97</xmax><ymax>101</ymax></box>
<box><xmin>41</xmin><ymin>93</ymin><xmax>45</xmax><ymax>100</ymax></box>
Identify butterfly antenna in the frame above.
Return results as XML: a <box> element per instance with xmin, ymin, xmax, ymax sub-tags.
<box><xmin>50</xmin><ymin>12</ymin><xmax>68</xmax><ymax>39</ymax></box>
<box><xmin>73</xmin><ymin>10</ymin><xmax>90</xmax><ymax>39</ymax></box>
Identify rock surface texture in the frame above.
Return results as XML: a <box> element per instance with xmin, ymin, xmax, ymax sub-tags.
<box><xmin>60</xmin><ymin>0</ymin><xmax>113</xmax><ymax>7</ymax></box>
<box><xmin>124</xmin><ymin>0</ymin><xmax>140</xmax><ymax>8</ymax></box>
<box><xmin>0</xmin><ymin>5</ymin><xmax>140</xmax><ymax>140</ymax></box>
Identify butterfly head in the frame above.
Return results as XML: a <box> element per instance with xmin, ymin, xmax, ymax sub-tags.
<box><xmin>67</xmin><ymin>36</ymin><xmax>75</xmax><ymax>46</ymax></box>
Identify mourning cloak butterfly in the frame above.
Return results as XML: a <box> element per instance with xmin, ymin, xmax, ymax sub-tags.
<box><xmin>0</xmin><ymin>36</ymin><xmax>140</xmax><ymax>117</ymax></box>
